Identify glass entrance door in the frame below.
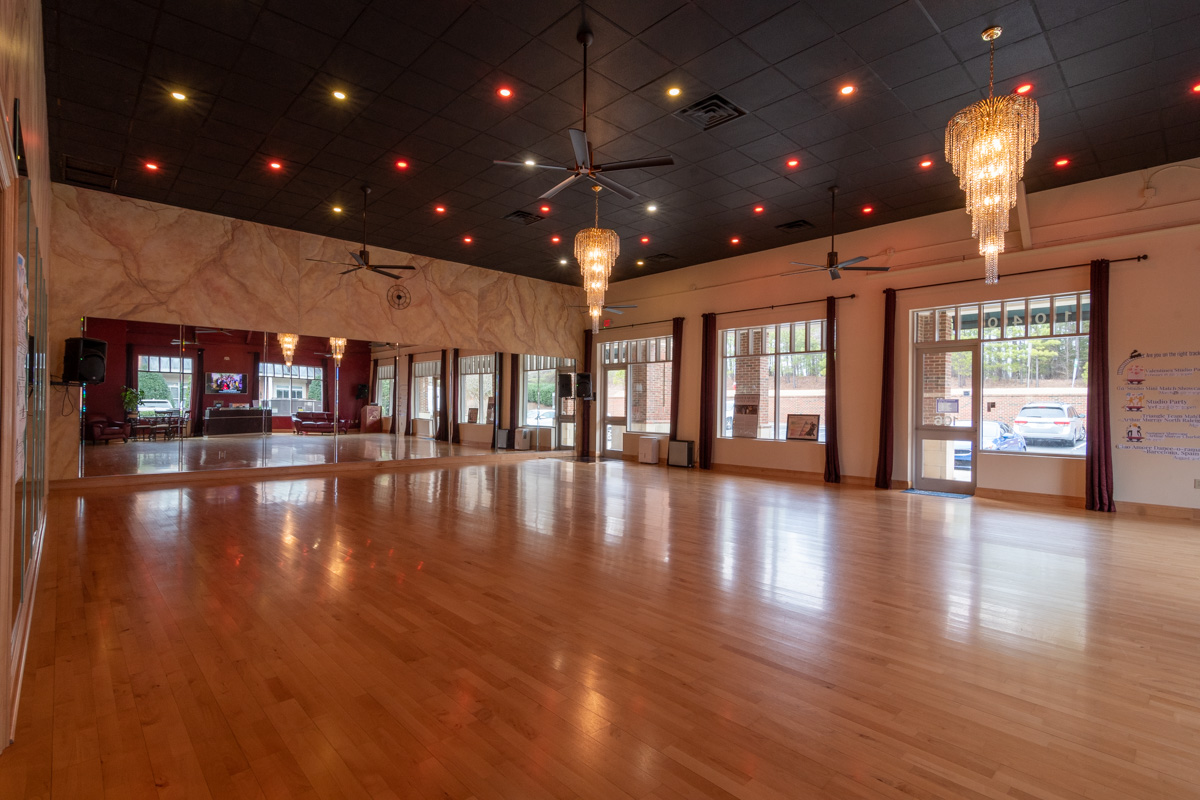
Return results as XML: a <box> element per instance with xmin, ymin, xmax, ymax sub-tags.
<box><xmin>913</xmin><ymin>344</ymin><xmax>979</xmax><ymax>493</ymax></box>
<box><xmin>602</xmin><ymin>367</ymin><xmax>627</xmax><ymax>458</ymax></box>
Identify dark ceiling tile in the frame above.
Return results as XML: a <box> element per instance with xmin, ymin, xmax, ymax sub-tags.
<box><xmin>1034</xmin><ymin>0</ymin><xmax>1126</xmax><ymax>29</ymax></box>
<box><xmin>921</xmin><ymin>0</ymin><xmax>1020</xmax><ymax>30</ymax></box>
<box><xmin>841</xmin><ymin>2</ymin><xmax>939</xmax><ymax>62</ymax></box>
<box><xmin>1068</xmin><ymin>64</ymin><xmax>1158</xmax><ymax>109</ymax></box>
<box><xmin>737</xmin><ymin>132</ymin><xmax>804</xmax><ymax>163</ymax></box>
<box><xmin>755</xmin><ymin>91</ymin><xmax>827</xmax><ymax>132</ymax></box>
<box><xmin>1059</xmin><ymin>34</ymin><xmax>1153</xmax><ymax>87</ymax></box>
<box><xmin>707</xmin><ymin>116</ymin><xmax>779</xmax><ymax>149</ymax></box>
<box><xmin>408</xmin><ymin>42</ymin><xmax>493</xmax><ymax>93</ymax></box>
<box><xmin>249</xmin><ymin>10</ymin><xmax>339</xmax><ymax>69</ymax></box>
<box><xmin>738</xmin><ymin>4</ymin><xmax>833</xmax><ymax>64</ymax></box>
<box><xmin>777</xmin><ymin>39</ymin><xmax>867</xmax><ymax>91</ymax></box>
<box><xmin>693</xmin><ymin>0</ymin><xmax>794</xmax><ymax>34</ymax></box>
<box><xmin>962</xmin><ymin>34</ymin><xmax>1055</xmax><ymax>87</ymax></box>
<box><xmin>541</xmin><ymin>11</ymin><xmax>630</xmax><ymax>61</ymax></box>
<box><xmin>593</xmin><ymin>93</ymin><xmax>668</xmax><ymax>131</ymax></box>
<box><xmin>590</xmin><ymin>0</ymin><xmax>687</xmax><ymax>36</ymax></box>
<box><xmin>155</xmin><ymin>13</ymin><xmax>243</xmax><ymax>68</ymax></box>
<box><xmin>942</xmin><ymin>1</ymin><xmax>1043</xmax><ymax>62</ymax></box>
<box><xmin>892</xmin><ymin>65</ymin><xmax>977</xmax><ymax>111</ymax></box>
<box><xmin>381</xmin><ymin>72</ymin><xmax>460</xmax><ymax>115</ymax></box>
<box><xmin>232</xmin><ymin>46</ymin><xmax>315</xmax><ymax>94</ymax></box>
<box><xmin>684</xmin><ymin>39</ymin><xmax>769</xmax><ymax>91</ymax></box>
<box><xmin>1045</xmin><ymin>1</ymin><xmax>1150</xmax><ymax>60</ymax></box>
<box><xmin>811</xmin><ymin>0</ymin><xmax>907</xmax><ymax>33</ymax></box>
<box><xmin>639</xmin><ymin>4</ymin><xmax>730</xmax><ymax>64</ymax></box>
<box><xmin>870</xmin><ymin>37</ymin><xmax>959</xmax><ymax>89</ymax></box>
<box><xmin>593</xmin><ymin>39</ymin><xmax>675</xmax><ymax>92</ymax></box>
<box><xmin>501</xmin><ymin>39</ymin><xmax>581</xmax><ymax>93</ymax></box>
<box><xmin>440</xmin><ymin>5</ymin><xmax>531</xmax><ymax>66</ymax></box>
<box><xmin>722</xmin><ymin>68</ymin><xmax>799</xmax><ymax>113</ymax></box>
<box><xmin>56</xmin><ymin>10</ymin><xmax>150</xmax><ymax>67</ymax></box>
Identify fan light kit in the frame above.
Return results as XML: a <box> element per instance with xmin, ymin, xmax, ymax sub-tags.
<box><xmin>945</xmin><ymin>26</ymin><xmax>1039</xmax><ymax>284</ymax></box>
<box><xmin>576</xmin><ymin>185</ymin><xmax>619</xmax><ymax>333</ymax></box>
<box><xmin>306</xmin><ymin>186</ymin><xmax>417</xmax><ymax>280</ymax></box>
<box><xmin>277</xmin><ymin>333</ymin><xmax>299</xmax><ymax>368</ymax></box>
<box><xmin>784</xmin><ymin>186</ymin><xmax>891</xmax><ymax>281</ymax></box>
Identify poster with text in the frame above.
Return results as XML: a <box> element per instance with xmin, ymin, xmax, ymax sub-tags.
<box><xmin>1115</xmin><ymin>348</ymin><xmax>1200</xmax><ymax>462</ymax></box>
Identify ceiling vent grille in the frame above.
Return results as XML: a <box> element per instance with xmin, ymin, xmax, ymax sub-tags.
<box><xmin>776</xmin><ymin>218</ymin><xmax>815</xmax><ymax>232</ymax></box>
<box><xmin>61</xmin><ymin>154</ymin><xmax>118</xmax><ymax>191</ymax></box>
<box><xmin>674</xmin><ymin>94</ymin><xmax>746</xmax><ymax>131</ymax></box>
<box><xmin>504</xmin><ymin>209</ymin><xmax>545</xmax><ymax>225</ymax></box>
<box><xmin>644</xmin><ymin>252</ymin><xmax>677</xmax><ymax>264</ymax></box>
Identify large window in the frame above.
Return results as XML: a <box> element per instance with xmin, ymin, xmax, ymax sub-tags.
<box><xmin>459</xmin><ymin>355</ymin><xmax>495</xmax><ymax>424</ymax></box>
<box><xmin>259</xmin><ymin>363</ymin><xmax>322</xmax><ymax>418</ymax></box>
<box><xmin>719</xmin><ymin>321</ymin><xmax>826</xmax><ymax>441</ymax></box>
<box><xmin>600</xmin><ymin>336</ymin><xmax>673</xmax><ymax>433</ymax></box>
<box><xmin>522</xmin><ymin>355</ymin><xmax>574</xmax><ymax>428</ymax></box>
<box><xmin>374</xmin><ymin>362</ymin><xmax>395</xmax><ymax>415</ymax></box>
<box><xmin>137</xmin><ymin>354</ymin><xmax>193</xmax><ymax>412</ymax></box>
<box><xmin>412</xmin><ymin>359</ymin><xmax>440</xmax><ymax>420</ymax></box>
<box><xmin>916</xmin><ymin>293</ymin><xmax>1090</xmax><ymax>456</ymax></box>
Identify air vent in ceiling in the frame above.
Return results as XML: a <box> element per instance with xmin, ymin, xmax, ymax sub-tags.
<box><xmin>644</xmin><ymin>253</ymin><xmax>677</xmax><ymax>264</ymax></box>
<box><xmin>61</xmin><ymin>154</ymin><xmax>118</xmax><ymax>191</ymax></box>
<box><xmin>776</xmin><ymin>218</ymin><xmax>815</xmax><ymax>232</ymax></box>
<box><xmin>674</xmin><ymin>93</ymin><xmax>747</xmax><ymax>131</ymax></box>
<box><xmin>504</xmin><ymin>209</ymin><xmax>545</xmax><ymax>225</ymax></box>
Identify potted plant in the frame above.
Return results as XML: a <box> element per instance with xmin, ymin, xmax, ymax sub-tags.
<box><xmin>120</xmin><ymin>385</ymin><xmax>145</xmax><ymax>418</ymax></box>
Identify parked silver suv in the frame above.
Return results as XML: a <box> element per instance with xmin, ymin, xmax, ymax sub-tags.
<box><xmin>1014</xmin><ymin>403</ymin><xmax>1085</xmax><ymax>445</ymax></box>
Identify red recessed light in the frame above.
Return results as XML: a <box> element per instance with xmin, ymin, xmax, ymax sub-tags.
<box><xmin>730</xmin><ymin>237</ymin><xmax>740</xmax><ymax>244</ymax></box>
<box><xmin>1055</xmin><ymin>158</ymin><xmax>1070</xmax><ymax>167</ymax></box>
<box><xmin>919</xmin><ymin>159</ymin><xmax>933</xmax><ymax>168</ymax></box>
<box><xmin>1192</xmin><ymin>83</ymin><xmax>1200</xmax><ymax>94</ymax></box>
<box><xmin>463</xmin><ymin>236</ymin><xmax>473</xmax><ymax>243</ymax></box>
<box><xmin>786</xmin><ymin>158</ymin><xmax>800</xmax><ymax>168</ymax></box>
<box><xmin>839</xmin><ymin>85</ymin><xmax>856</xmax><ymax>96</ymax></box>
<box><xmin>269</xmin><ymin>161</ymin><xmax>282</xmax><ymax>170</ymax></box>
<box><xmin>145</xmin><ymin>162</ymin><xmax>159</xmax><ymax>171</ymax></box>
<box><xmin>862</xmin><ymin>206</ymin><xmax>874</xmax><ymax>214</ymax></box>
<box><xmin>1015</xmin><ymin>83</ymin><xmax>1033</xmax><ymax>95</ymax></box>
<box><xmin>540</xmin><ymin>205</ymin><xmax>550</xmax><ymax>213</ymax></box>
<box><xmin>435</xmin><ymin>205</ymin><xmax>445</xmax><ymax>213</ymax></box>
<box><xmin>640</xmin><ymin>236</ymin><xmax>650</xmax><ymax>244</ymax></box>
<box><xmin>551</xmin><ymin>236</ymin><xmax>560</xmax><ymax>243</ymax></box>
<box><xmin>753</xmin><ymin>205</ymin><xmax>764</xmax><ymax>213</ymax></box>
<box><xmin>497</xmin><ymin>87</ymin><xmax>513</xmax><ymax>98</ymax></box>
<box><xmin>395</xmin><ymin>160</ymin><xmax>409</xmax><ymax>169</ymax></box>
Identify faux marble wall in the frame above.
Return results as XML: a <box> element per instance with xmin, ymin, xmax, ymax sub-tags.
<box><xmin>48</xmin><ymin>183</ymin><xmax>584</xmax><ymax>479</ymax></box>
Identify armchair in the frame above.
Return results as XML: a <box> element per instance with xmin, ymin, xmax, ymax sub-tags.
<box><xmin>85</xmin><ymin>411</ymin><xmax>131</xmax><ymax>444</ymax></box>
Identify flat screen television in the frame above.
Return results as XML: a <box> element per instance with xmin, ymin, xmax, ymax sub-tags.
<box><xmin>206</xmin><ymin>372</ymin><xmax>246</xmax><ymax>394</ymax></box>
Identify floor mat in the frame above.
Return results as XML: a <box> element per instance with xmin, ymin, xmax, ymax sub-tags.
<box><xmin>902</xmin><ymin>489</ymin><xmax>971</xmax><ymax>499</ymax></box>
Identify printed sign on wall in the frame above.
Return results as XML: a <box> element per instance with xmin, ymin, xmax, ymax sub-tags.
<box><xmin>1115</xmin><ymin>349</ymin><xmax>1200</xmax><ymax>461</ymax></box>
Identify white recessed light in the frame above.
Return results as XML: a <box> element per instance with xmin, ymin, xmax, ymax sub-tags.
<box><xmin>170</xmin><ymin>91</ymin><xmax>186</xmax><ymax>101</ymax></box>
<box><xmin>332</xmin><ymin>91</ymin><xmax>347</xmax><ymax>100</ymax></box>
<box><xmin>524</xmin><ymin>159</ymin><xmax>536</xmax><ymax>166</ymax></box>
<box><xmin>559</xmin><ymin>258</ymin><xmax>568</xmax><ymax>265</ymax></box>
<box><xmin>647</xmin><ymin>204</ymin><xmax>657</xmax><ymax>212</ymax></box>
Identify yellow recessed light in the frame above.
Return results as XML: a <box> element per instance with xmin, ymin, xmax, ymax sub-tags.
<box><xmin>559</xmin><ymin>258</ymin><xmax>568</xmax><ymax>265</ymax></box>
<box><xmin>667</xmin><ymin>87</ymin><xmax>681</xmax><ymax>97</ymax></box>
<box><xmin>170</xmin><ymin>91</ymin><xmax>186</xmax><ymax>101</ymax></box>
<box><xmin>332</xmin><ymin>206</ymin><xmax>342</xmax><ymax>213</ymax></box>
<box><xmin>636</xmin><ymin>259</ymin><xmax>645</xmax><ymax>266</ymax></box>
<box><xmin>840</xmin><ymin>85</ymin><xmax>856</xmax><ymax>95</ymax></box>
<box><xmin>333</xmin><ymin>90</ymin><xmax>347</xmax><ymax>100</ymax></box>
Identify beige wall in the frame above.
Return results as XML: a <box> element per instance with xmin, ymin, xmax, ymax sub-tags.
<box><xmin>47</xmin><ymin>184</ymin><xmax>584</xmax><ymax>478</ymax></box>
<box><xmin>603</xmin><ymin>157</ymin><xmax>1200</xmax><ymax>510</ymax></box>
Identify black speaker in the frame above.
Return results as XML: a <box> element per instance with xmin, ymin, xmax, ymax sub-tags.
<box><xmin>355</xmin><ymin>383</ymin><xmax>369</xmax><ymax>400</ymax></box>
<box><xmin>557</xmin><ymin>372</ymin><xmax>575</xmax><ymax>399</ymax></box>
<box><xmin>63</xmin><ymin>337</ymin><xmax>107</xmax><ymax>384</ymax></box>
<box><xmin>575</xmin><ymin>371</ymin><xmax>593</xmax><ymax>400</ymax></box>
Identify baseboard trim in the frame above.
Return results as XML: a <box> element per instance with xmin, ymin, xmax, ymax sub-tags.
<box><xmin>1113</xmin><ymin>500</ymin><xmax>1200</xmax><ymax>521</ymax></box>
<box><xmin>975</xmin><ymin>487</ymin><xmax>1086</xmax><ymax>509</ymax></box>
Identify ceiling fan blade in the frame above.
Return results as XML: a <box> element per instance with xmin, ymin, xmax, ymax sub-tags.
<box><xmin>594</xmin><ymin>156</ymin><xmax>675</xmax><ymax>172</ymax></box>
<box><xmin>349</xmin><ymin>250</ymin><xmax>367</xmax><ymax>268</ymax></box>
<box><xmin>493</xmin><ymin>160</ymin><xmax>570</xmax><ymax>171</ymax></box>
<box><xmin>539</xmin><ymin>173</ymin><xmax>581</xmax><ymax>200</ymax></box>
<box><xmin>306</xmin><ymin>258</ymin><xmax>354</xmax><ymax>265</ymax></box>
<box><xmin>781</xmin><ymin>267</ymin><xmax>825</xmax><ymax>277</ymax></box>
<box><xmin>339</xmin><ymin>267</ymin><xmax>363</xmax><ymax>275</ymax></box>
<box><xmin>788</xmin><ymin>262</ymin><xmax>825</xmax><ymax>269</ymax></box>
<box><xmin>605</xmin><ymin>307</ymin><xmax>625</xmax><ymax>315</ymax></box>
<box><xmin>841</xmin><ymin>266</ymin><xmax>891</xmax><ymax>272</ymax></box>
<box><xmin>829</xmin><ymin>268</ymin><xmax>842</xmax><ymax>280</ymax></box>
<box><xmin>369</xmin><ymin>264</ymin><xmax>416</xmax><ymax>271</ymax></box>
<box><xmin>370</xmin><ymin>270</ymin><xmax>403</xmax><ymax>280</ymax></box>
<box><xmin>569</xmin><ymin>128</ymin><xmax>591</xmax><ymax>171</ymax></box>
<box><xmin>589</xmin><ymin>173</ymin><xmax>638</xmax><ymax>200</ymax></box>
<box><xmin>833</xmin><ymin>256</ymin><xmax>869</xmax><ymax>269</ymax></box>
<box><xmin>604</xmin><ymin>304</ymin><xmax>638</xmax><ymax>309</ymax></box>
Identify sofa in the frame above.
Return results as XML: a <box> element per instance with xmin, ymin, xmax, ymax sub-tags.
<box><xmin>291</xmin><ymin>411</ymin><xmax>349</xmax><ymax>435</ymax></box>
<box><xmin>85</xmin><ymin>411</ymin><xmax>131</xmax><ymax>444</ymax></box>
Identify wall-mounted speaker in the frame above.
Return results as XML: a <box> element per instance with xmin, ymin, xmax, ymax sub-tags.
<box><xmin>355</xmin><ymin>383</ymin><xmax>369</xmax><ymax>400</ymax></box>
<box><xmin>62</xmin><ymin>337</ymin><xmax>107</xmax><ymax>384</ymax></box>
<box><xmin>575</xmin><ymin>371</ymin><xmax>593</xmax><ymax>400</ymax></box>
<box><xmin>557</xmin><ymin>372</ymin><xmax>575</xmax><ymax>399</ymax></box>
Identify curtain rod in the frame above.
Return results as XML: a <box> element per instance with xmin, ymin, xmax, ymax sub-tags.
<box><xmin>715</xmin><ymin>293</ymin><xmax>856</xmax><ymax>317</ymax></box>
<box><xmin>589</xmin><ymin>317</ymin><xmax>674</xmax><ymax>332</ymax></box>
<box><xmin>890</xmin><ymin>255</ymin><xmax>1147</xmax><ymax>293</ymax></box>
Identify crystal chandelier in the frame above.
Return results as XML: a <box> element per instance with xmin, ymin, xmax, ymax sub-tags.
<box><xmin>329</xmin><ymin>337</ymin><xmax>346</xmax><ymax>365</ymax></box>
<box><xmin>277</xmin><ymin>332</ymin><xmax>299</xmax><ymax>367</ymax></box>
<box><xmin>575</xmin><ymin>185</ymin><xmax>619</xmax><ymax>333</ymax></box>
<box><xmin>945</xmin><ymin>26</ymin><xmax>1038</xmax><ymax>284</ymax></box>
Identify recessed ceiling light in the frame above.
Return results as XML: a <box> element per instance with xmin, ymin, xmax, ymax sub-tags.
<box><xmin>636</xmin><ymin>260</ymin><xmax>645</xmax><ymax>266</ymax></box>
<box><xmin>145</xmin><ymin>162</ymin><xmax>159</xmax><ymax>170</ymax></box>
<box><xmin>435</xmin><ymin>205</ymin><xmax>445</xmax><ymax>213</ymax></box>
<box><xmin>332</xmin><ymin>206</ymin><xmax>342</xmax><ymax>213</ymax></box>
<box><xmin>786</xmin><ymin>158</ymin><xmax>799</xmax><ymax>168</ymax></box>
<box><xmin>524</xmin><ymin>159</ymin><xmax>536</xmax><ymax>166</ymax></box>
<box><xmin>667</xmin><ymin>87</ymin><xmax>681</xmax><ymax>97</ymax></box>
<box><xmin>839</xmin><ymin>85</ymin><xmax>856</xmax><ymax>96</ymax></box>
<box><xmin>919</xmin><ymin>159</ymin><xmax>933</xmax><ymax>168</ymax></box>
<box><xmin>559</xmin><ymin>258</ymin><xmax>568</xmax><ymax>265</ymax></box>
<box><xmin>269</xmin><ymin>161</ymin><xmax>282</xmax><ymax>170</ymax></box>
<box><xmin>332</xmin><ymin>91</ymin><xmax>347</xmax><ymax>100</ymax></box>
<box><xmin>540</xmin><ymin>205</ymin><xmax>550</xmax><ymax>212</ymax></box>
<box><xmin>551</xmin><ymin>236</ymin><xmax>560</xmax><ymax>243</ymax></box>
<box><xmin>395</xmin><ymin>160</ymin><xmax>409</xmax><ymax>169</ymax></box>
<box><xmin>730</xmin><ymin>237</ymin><xmax>740</xmax><ymax>244</ymax></box>
<box><xmin>497</xmin><ymin>87</ymin><xmax>513</xmax><ymax>98</ymax></box>
<box><xmin>646</xmin><ymin>204</ymin><xmax>657</xmax><ymax>212</ymax></box>
<box><xmin>640</xmin><ymin>236</ymin><xmax>649</xmax><ymax>243</ymax></box>
<box><xmin>862</xmin><ymin>205</ymin><xmax>874</xmax><ymax>214</ymax></box>
<box><xmin>170</xmin><ymin>91</ymin><xmax>186</xmax><ymax>101</ymax></box>
<box><xmin>1192</xmin><ymin>83</ymin><xmax>1200</xmax><ymax>94</ymax></box>
<box><xmin>463</xmin><ymin>236</ymin><xmax>473</xmax><ymax>243</ymax></box>
<box><xmin>753</xmin><ymin>205</ymin><xmax>764</xmax><ymax>213</ymax></box>
<box><xmin>1055</xmin><ymin>158</ymin><xmax>1070</xmax><ymax>167</ymax></box>
<box><xmin>1015</xmin><ymin>83</ymin><xmax>1033</xmax><ymax>95</ymax></box>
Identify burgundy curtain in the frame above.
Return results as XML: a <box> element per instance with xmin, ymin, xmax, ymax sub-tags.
<box><xmin>1086</xmin><ymin>259</ymin><xmax>1115</xmax><ymax>511</ymax></box>
<box><xmin>192</xmin><ymin>348</ymin><xmax>205</xmax><ymax>436</ymax></box>
<box><xmin>493</xmin><ymin>352</ymin><xmax>503</xmax><ymax>442</ymax></box>
<box><xmin>824</xmin><ymin>296</ymin><xmax>841</xmax><ymax>483</ymax></box>
<box><xmin>669</xmin><ymin>316</ymin><xmax>683</xmax><ymax>441</ymax></box>
<box><xmin>698</xmin><ymin>313</ymin><xmax>716</xmax><ymax>469</ymax></box>
<box><xmin>404</xmin><ymin>354</ymin><xmax>415</xmax><ymax>435</ymax></box>
<box><xmin>436</xmin><ymin>349</ymin><xmax>450</xmax><ymax>441</ymax></box>
<box><xmin>249</xmin><ymin>351</ymin><xmax>261</xmax><ymax>407</ymax></box>
<box><xmin>508</xmin><ymin>353</ymin><xmax>520</xmax><ymax>448</ymax></box>
<box><xmin>580</xmin><ymin>329</ymin><xmax>593</xmax><ymax>457</ymax></box>
<box><xmin>322</xmin><ymin>359</ymin><xmax>332</xmax><ymax>414</ymax></box>
<box><xmin>874</xmin><ymin>288</ymin><xmax>896</xmax><ymax>489</ymax></box>
<box><xmin>125</xmin><ymin>343</ymin><xmax>135</xmax><ymax>390</ymax></box>
<box><xmin>450</xmin><ymin>347</ymin><xmax>460</xmax><ymax>443</ymax></box>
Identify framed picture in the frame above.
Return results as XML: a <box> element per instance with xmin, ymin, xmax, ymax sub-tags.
<box><xmin>786</xmin><ymin>413</ymin><xmax>820</xmax><ymax>441</ymax></box>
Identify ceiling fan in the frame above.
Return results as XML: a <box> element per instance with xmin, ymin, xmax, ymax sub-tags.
<box><xmin>307</xmin><ymin>185</ymin><xmax>416</xmax><ymax>280</ymax></box>
<box><xmin>492</xmin><ymin>8</ymin><xmax>674</xmax><ymax>200</ymax></box>
<box><xmin>171</xmin><ymin>327</ymin><xmax>232</xmax><ymax>345</ymax></box>
<box><xmin>570</xmin><ymin>303</ymin><xmax>638</xmax><ymax>315</ymax></box>
<box><xmin>783</xmin><ymin>186</ymin><xmax>890</xmax><ymax>280</ymax></box>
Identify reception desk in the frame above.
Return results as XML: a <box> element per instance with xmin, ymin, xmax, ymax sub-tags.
<box><xmin>204</xmin><ymin>407</ymin><xmax>272</xmax><ymax>436</ymax></box>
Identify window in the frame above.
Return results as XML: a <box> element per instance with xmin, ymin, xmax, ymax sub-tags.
<box><xmin>916</xmin><ymin>293</ymin><xmax>1089</xmax><ymax>456</ymax></box>
<box><xmin>718</xmin><ymin>321</ymin><xmax>826</xmax><ymax>441</ymax></box>
<box><xmin>522</xmin><ymin>355</ymin><xmax>574</xmax><ymax>428</ymax></box>
<box><xmin>459</xmin><ymin>355</ymin><xmax>495</xmax><ymax>424</ymax></box>
<box><xmin>412</xmin><ymin>359</ymin><xmax>440</xmax><ymax>420</ymax></box>
<box><xmin>259</xmin><ymin>363</ymin><xmax>322</xmax><ymax>417</ymax></box>
<box><xmin>136</xmin><ymin>354</ymin><xmax>194</xmax><ymax>411</ymax></box>
<box><xmin>600</xmin><ymin>336</ymin><xmax>673</xmax><ymax>433</ymax></box>
<box><xmin>375</xmin><ymin>362</ymin><xmax>395</xmax><ymax>415</ymax></box>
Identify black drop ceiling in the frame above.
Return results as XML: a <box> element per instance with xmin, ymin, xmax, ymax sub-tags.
<box><xmin>43</xmin><ymin>0</ymin><xmax>1200</xmax><ymax>285</ymax></box>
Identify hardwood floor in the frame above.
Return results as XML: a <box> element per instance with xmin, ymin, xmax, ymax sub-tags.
<box><xmin>3</xmin><ymin>460</ymin><xmax>1199</xmax><ymax>799</ymax></box>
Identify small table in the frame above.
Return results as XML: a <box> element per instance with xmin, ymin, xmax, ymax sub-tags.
<box><xmin>131</xmin><ymin>421</ymin><xmax>155</xmax><ymax>441</ymax></box>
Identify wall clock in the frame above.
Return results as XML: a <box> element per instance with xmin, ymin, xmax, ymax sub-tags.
<box><xmin>387</xmin><ymin>284</ymin><xmax>411</xmax><ymax>310</ymax></box>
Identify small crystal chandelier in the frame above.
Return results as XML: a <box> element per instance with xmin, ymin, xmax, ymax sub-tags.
<box><xmin>329</xmin><ymin>337</ymin><xmax>347</xmax><ymax>365</ymax></box>
<box><xmin>945</xmin><ymin>26</ymin><xmax>1039</xmax><ymax>284</ymax></box>
<box><xmin>574</xmin><ymin>185</ymin><xmax>619</xmax><ymax>333</ymax></box>
<box><xmin>277</xmin><ymin>332</ymin><xmax>299</xmax><ymax>367</ymax></box>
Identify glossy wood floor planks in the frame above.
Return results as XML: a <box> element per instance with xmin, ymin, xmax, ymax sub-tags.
<box><xmin>2</xmin><ymin>459</ymin><xmax>1199</xmax><ymax>798</ymax></box>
